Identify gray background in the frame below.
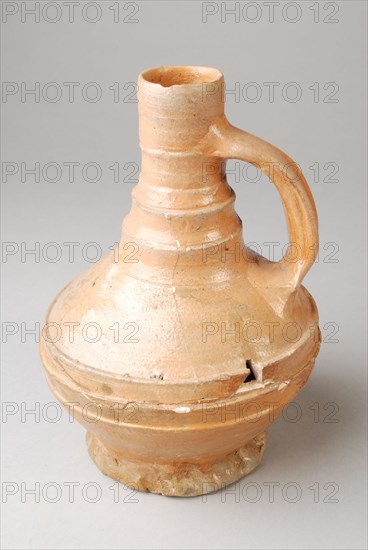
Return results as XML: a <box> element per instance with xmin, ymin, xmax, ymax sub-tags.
<box><xmin>1</xmin><ymin>1</ymin><xmax>367</xmax><ymax>549</ymax></box>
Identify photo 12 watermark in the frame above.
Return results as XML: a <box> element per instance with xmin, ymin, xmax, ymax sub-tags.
<box><xmin>1</xmin><ymin>1</ymin><xmax>140</xmax><ymax>24</ymax></box>
<box><xmin>201</xmin><ymin>480</ymin><xmax>340</xmax><ymax>503</ymax></box>
<box><xmin>1</xmin><ymin>480</ymin><xmax>140</xmax><ymax>503</ymax></box>
<box><xmin>201</xmin><ymin>1</ymin><xmax>341</xmax><ymax>24</ymax></box>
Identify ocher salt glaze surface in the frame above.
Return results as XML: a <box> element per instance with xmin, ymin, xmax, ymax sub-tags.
<box><xmin>40</xmin><ymin>66</ymin><xmax>321</xmax><ymax>497</ymax></box>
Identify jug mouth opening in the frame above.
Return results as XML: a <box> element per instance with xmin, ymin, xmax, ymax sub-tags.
<box><xmin>141</xmin><ymin>66</ymin><xmax>223</xmax><ymax>88</ymax></box>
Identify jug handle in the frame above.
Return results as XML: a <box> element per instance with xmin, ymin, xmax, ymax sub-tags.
<box><xmin>210</xmin><ymin>119</ymin><xmax>319</xmax><ymax>291</ymax></box>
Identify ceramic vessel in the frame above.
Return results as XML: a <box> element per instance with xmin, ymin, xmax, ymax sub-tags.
<box><xmin>40</xmin><ymin>66</ymin><xmax>321</xmax><ymax>497</ymax></box>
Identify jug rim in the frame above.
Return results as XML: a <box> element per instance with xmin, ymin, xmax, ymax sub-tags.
<box><xmin>139</xmin><ymin>65</ymin><xmax>224</xmax><ymax>89</ymax></box>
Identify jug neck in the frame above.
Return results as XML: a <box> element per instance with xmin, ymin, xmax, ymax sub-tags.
<box><xmin>135</xmin><ymin>66</ymin><xmax>227</xmax><ymax>210</ymax></box>
<box><xmin>121</xmin><ymin>67</ymin><xmax>242</xmax><ymax>258</ymax></box>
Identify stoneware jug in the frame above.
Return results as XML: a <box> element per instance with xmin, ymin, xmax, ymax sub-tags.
<box><xmin>40</xmin><ymin>66</ymin><xmax>321</xmax><ymax>497</ymax></box>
